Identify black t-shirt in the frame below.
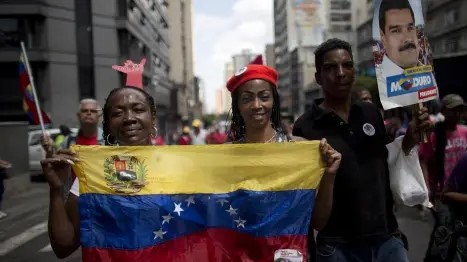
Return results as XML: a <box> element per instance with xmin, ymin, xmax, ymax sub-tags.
<box><xmin>293</xmin><ymin>102</ymin><xmax>398</xmax><ymax>244</ymax></box>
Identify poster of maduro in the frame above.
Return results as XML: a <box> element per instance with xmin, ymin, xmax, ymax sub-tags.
<box><xmin>373</xmin><ymin>0</ymin><xmax>438</xmax><ymax>110</ymax></box>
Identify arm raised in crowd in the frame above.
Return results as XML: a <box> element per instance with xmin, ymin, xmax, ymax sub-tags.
<box><xmin>40</xmin><ymin>149</ymin><xmax>80</xmax><ymax>258</ymax></box>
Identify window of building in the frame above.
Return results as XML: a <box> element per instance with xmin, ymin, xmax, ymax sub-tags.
<box><xmin>0</xmin><ymin>17</ymin><xmax>42</xmax><ymax>48</ymax></box>
<box><xmin>331</xmin><ymin>24</ymin><xmax>352</xmax><ymax>32</ymax></box>
<box><xmin>330</xmin><ymin>13</ymin><xmax>351</xmax><ymax>23</ymax></box>
<box><xmin>330</xmin><ymin>0</ymin><xmax>351</xmax><ymax>10</ymax></box>
<box><xmin>444</xmin><ymin>8</ymin><xmax>458</xmax><ymax>26</ymax></box>
<box><xmin>445</xmin><ymin>36</ymin><xmax>459</xmax><ymax>53</ymax></box>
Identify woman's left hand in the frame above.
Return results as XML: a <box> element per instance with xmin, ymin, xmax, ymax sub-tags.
<box><xmin>320</xmin><ymin>138</ymin><xmax>342</xmax><ymax>176</ymax></box>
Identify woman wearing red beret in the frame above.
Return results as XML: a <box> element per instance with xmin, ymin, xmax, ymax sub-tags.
<box><xmin>225</xmin><ymin>64</ymin><xmax>342</xmax><ymax>257</ymax></box>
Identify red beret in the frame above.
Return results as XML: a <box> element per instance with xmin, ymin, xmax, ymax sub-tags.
<box><xmin>226</xmin><ymin>64</ymin><xmax>278</xmax><ymax>93</ymax></box>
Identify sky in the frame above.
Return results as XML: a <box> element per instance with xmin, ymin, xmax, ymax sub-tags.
<box><xmin>193</xmin><ymin>0</ymin><xmax>274</xmax><ymax>113</ymax></box>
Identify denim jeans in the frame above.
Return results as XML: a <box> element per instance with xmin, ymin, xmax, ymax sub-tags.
<box><xmin>316</xmin><ymin>237</ymin><xmax>409</xmax><ymax>262</ymax></box>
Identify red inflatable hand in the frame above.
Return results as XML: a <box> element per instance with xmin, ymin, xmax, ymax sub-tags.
<box><xmin>112</xmin><ymin>58</ymin><xmax>146</xmax><ymax>88</ymax></box>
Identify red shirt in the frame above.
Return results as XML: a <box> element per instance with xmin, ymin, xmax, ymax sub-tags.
<box><xmin>76</xmin><ymin>134</ymin><xmax>97</xmax><ymax>145</ymax></box>
<box><xmin>178</xmin><ymin>135</ymin><xmax>191</xmax><ymax>145</ymax></box>
<box><xmin>206</xmin><ymin>132</ymin><xmax>226</xmax><ymax>144</ymax></box>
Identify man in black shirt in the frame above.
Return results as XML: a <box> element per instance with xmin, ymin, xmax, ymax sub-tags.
<box><xmin>293</xmin><ymin>38</ymin><xmax>432</xmax><ymax>261</ymax></box>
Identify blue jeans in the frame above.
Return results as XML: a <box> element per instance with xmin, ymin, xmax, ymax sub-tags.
<box><xmin>316</xmin><ymin>237</ymin><xmax>409</xmax><ymax>262</ymax></box>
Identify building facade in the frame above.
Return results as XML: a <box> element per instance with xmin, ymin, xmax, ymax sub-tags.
<box><xmin>265</xmin><ymin>44</ymin><xmax>275</xmax><ymax>68</ymax></box>
<box><xmin>0</xmin><ymin>0</ymin><xmax>177</xmax><ymax>137</ymax></box>
<box><xmin>232</xmin><ymin>49</ymin><xmax>258</xmax><ymax>72</ymax></box>
<box><xmin>425</xmin><ymin>0</ymin><xmax>467</xmax><ymax>98</ymax></box>
<box><xmin>167</xmin><ymin>0</ymin><xmax>198</xmax><ymax>125</ymax></box>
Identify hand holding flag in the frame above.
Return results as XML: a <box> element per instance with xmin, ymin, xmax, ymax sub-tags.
<box><xmin>112</xmin><ymin>58</ymin><xmax>146</xmax><ymax>88</ymax></box>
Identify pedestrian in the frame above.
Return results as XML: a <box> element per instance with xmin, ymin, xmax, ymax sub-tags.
<box><xmin>352</xmin><ymin>86</ymin><xmax>373</xmax><ymax>104</ymax></box>
<box><xmin>41</xmin><ymin>85</ymin><xmax>159</xmax><ymax>259</ymax></box>
<box><xmin>225</xmin><ymin>64</ymin><xmax>342</xmax><ymax>259</ymax></box>
<box><xmin>419</xmin><ymin>94</ymin><xmax>467</xmax><ymax>203</ymax></box>
<box><xmin>62</xmin><ymin>99</ymin><xmax>104</xmax><ymax>149</ymax></box>
<box><xmin>177</xmin><ymin>126</ymin><xmax>192</xmax><ymax>145</ymax></box>
<box><xmin>206</xmin><ymin>124</ymin><xmax>226</xmax><ymax>144</ymax></box>
<box><xmin>292</xmin><ymin>38</ymin><xmax>432</xmax><ymax>262</ymax></box>
<box><xmin>0</xmin><ymin>159</ymin><xmax>12</xmax><ymax>218</ymax></box>
<box><xmin>190</xmin><ymin>119</ymin><xmax>207</xmax><ymax>145</ymax></box>
<box><xmin>54</xmin><ymin>125</ymin><xmax>72</xmax><ymax>150</ymax></box>
<box><xmin>58</xmin><ymin>99</ymin><xmax>105</xmax><ymax>197</ymax></box>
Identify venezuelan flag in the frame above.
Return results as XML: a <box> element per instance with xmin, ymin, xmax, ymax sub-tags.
<box><xmin>72</xmin><ymin>142</ymin><xmax>324</xmax><ymax>262</ymax></box>
<box><xmin>19</xmin><ymin>54</ymin><xmax>51</xmax><ymax>125</ymax></box>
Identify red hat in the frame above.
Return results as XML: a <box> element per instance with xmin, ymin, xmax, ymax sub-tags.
<box><xmin>226</xmin><ymin>64</ymin><xmax>278</xmax><ymax>93</ymax></box>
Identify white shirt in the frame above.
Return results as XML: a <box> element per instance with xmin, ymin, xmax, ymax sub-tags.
<box><xmin>190</xmin><ymin>129</ymin><xmax>207</xmax><ymax>145</ymax></box>
<box><xmin>70</xmin><ymin>178</ymin><xmax>79</xmax><ymax>196</ymax></box>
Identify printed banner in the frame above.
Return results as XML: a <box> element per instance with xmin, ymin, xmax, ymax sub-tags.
<box><xmin>372</xmin><ymin>0</ymin><xmax>438</xmax><ymax>110</ymax></box>
<box><xmin>71</xmin><ymin>142</ymin><xmax>324</xmax><ymax>262</ymax></box>
<box><xmin>293</xmin><ymin>0</ymin><xmax>325</xmax><ymax>46</ymax></box>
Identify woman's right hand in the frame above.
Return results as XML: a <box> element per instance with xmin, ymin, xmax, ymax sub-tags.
<box><xmin>40</xmin><ymin>149</ymin><xmax>78</xmax><ymax>190</ymax></box>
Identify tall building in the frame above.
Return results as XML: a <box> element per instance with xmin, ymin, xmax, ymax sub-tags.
<box><xmin>326</xmin><ymin>0</ymin><xmax>353</xmax><ymax>40</ymax></box>
<box><xmin>274</xmin><ymin>0</ymin><xmax>326</xmax><ymax>116</ymax></box>
<box><xmin>232</xmin><ymin>49</ymin><xmax>258</xmax><ymax>72</ymax></box>
<box><xmin>215</xmin><ymin>89</ymin><xmax>224</xmax><ymax>115</ymax></box>
<box><xmin>265</xmin><ymin>44</ymin><xmax>276</xmax><ymax>68</ymax></box>
<box><xmin>425</xmin><ymin>0</ymin><xmax>467</xmax><ymax>98</ymax></box>
<box><xmin>355</xmin><ymin>0</ymin><xmax>377</xmax><ymax>76</ymax></box>
<box><xmin>221</xmin><ymin>62</ymin><xmax>234</xmax><ymax>114</ymax></box>
<box><xmin>168</xmin><ymin>0</ymin><xmax>198</xmax><ymax>125</ymax></box>
<box><xmin>0</xmin><ymin>0</ymin><xmax>175</xmax><ymax>136</ymax></box>
<box><xmin>274</xmin><ymin>0</ymin><xmax>293</xmax><ymax>114</ymax></box>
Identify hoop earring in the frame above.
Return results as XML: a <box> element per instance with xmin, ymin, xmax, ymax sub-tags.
<box><xmin>153</xmin><ymin>126</ymin><xmax>158</xmax><ymax>137</ymax></box>
<box><xmin>106</xmin><ymin>134</ymin><xmax>117</xmax><ymax>146</ymax></box>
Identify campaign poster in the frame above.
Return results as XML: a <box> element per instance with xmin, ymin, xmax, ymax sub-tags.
<box><xmin>372</xmin><ymin>0</ymin><xmax>438</xmax><ymax>110</ymax></box>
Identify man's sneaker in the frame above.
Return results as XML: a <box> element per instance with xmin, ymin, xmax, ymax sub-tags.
<box><xmin>0</xmin><ymin>211</ymin><xmax>7</xmax><ymax>219</ymax></box>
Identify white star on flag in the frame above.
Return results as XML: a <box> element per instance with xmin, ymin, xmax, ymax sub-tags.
<box><xmin>216</xmin><ymin>199</ymin><xmax>229</xmax><ymax>206</ymax></box>
<box><xmin>234</xmin><ymin>218</ymin><xmax>247</xmax><ymax>228</ymax></box>
<box><xmin>226</xmin><ymin>205</ymin><xmax>238</xmax><ymax>216</ymax></box>
<box><xmin>153</xmin><ymin>228</ymin><xmax>167</xmax><ymax>240</ymax></box>
<box><xmin>185</xmin><ymin>196</ymin><xmax>195</xmax><ymax>207</ymax></box>
<box><xmin>162</xmin><ymin>213</ymin><xmax>174</xmax><ymax>225</ymax></box>
<box><xmin>174</xmin><ymin>202</ymin><xmax>184</xmax><ymax>216</ymax></box>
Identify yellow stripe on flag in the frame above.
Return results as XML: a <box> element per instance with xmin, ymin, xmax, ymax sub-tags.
<box><xmin>71</xmin><ymin>141</ymin><xmax>324</xmax><ymax>195</ymax></box>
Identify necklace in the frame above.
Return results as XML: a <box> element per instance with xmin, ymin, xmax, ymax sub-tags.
<box><xmin>245</xmin><ymin>131</ymin><xmax>277</xmax><ymax>143</ymax></box>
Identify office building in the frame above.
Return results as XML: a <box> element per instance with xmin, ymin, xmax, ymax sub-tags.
<box><xmin>168</xmin><ymin>0</ymin><xmax>199</xmax><ymax>124</ymax></box>
<box><xmin>0</xmin><ymin>0</ymin><xmax>176</xmax><ymax>136</ymax></box>
<box><xmin>425</xmin><ymin>0</ymin><xmax>467</xmax><ymax>98</ymax></box>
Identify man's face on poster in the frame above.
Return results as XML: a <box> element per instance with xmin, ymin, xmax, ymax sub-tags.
<box><xmin>380</xmin><ymin>8</ymin><xmax>420</xmax><ymax>69</ymax></box>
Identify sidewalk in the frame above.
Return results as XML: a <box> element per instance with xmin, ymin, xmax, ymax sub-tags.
<box><xmin>4</xmin><ymin>173</ymin><xmax>32</xmax><ymax>200</ymax></box>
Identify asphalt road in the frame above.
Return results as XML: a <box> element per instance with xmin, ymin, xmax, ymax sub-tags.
<box><xmin>0</xmin><ymin>182</ymin><xmax>434</xmax><ymax>262</ymax></box>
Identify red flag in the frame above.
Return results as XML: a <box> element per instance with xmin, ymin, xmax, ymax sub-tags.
<box><xmin>19</xmin><ymin>54</ymin><xmax>51</xmax><ymax>125</ymax></box>
<box><xmin>249</xmin><ymin>55</ymin><xmax>263</xmax><ymax>65</ymax></box>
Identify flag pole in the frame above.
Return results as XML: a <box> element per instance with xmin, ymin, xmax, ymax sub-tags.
<box><xmin>20</xmin><ymin>41</ymin><xmax>46</xmax><ymax>135</ymax></box>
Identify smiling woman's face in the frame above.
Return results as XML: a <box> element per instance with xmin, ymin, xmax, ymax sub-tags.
<box><xmin>236</xmin><ymin>79</ymin><xmax>274</xmax><ymax>130</ymax></box>
<box><xmin>108</xmin><ymin>88</ymin><xmax>155</xmax><ymax>146</ymax></box>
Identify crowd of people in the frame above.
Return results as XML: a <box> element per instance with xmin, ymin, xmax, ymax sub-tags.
<box><xmin>31</xmin><ymin>35</ymin><xmax>467</xmax><ymax>262</ymax></box>
<box><xmin>0</xmin><ymin>35</ymin><xmax>463</xmax><ymax>261</ymax></box>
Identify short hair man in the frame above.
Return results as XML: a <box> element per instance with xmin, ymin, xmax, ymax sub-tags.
<box><xmin>379</xmin><ymin>0</ymin><xmax>420</xmax><ymax>69</ymax></box>
<box><xmin>293</xmin><ymin>38</ymin><xmax>432</xmax><ymax>261</ymax></box>
<box><xmin>62</xmin><ymin>98</ymin><xmax>104</xmax><ymax>148</ymax></box>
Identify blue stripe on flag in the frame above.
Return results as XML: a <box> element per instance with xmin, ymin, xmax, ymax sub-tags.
<box><xmin>80</xmin><ymin>189</ymin><xmax>315</xmax><ymax>250</ymax></box>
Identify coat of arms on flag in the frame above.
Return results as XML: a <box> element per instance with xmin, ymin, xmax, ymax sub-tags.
<box><xmin>72</xmin><ymin>142</ymin><xmax>324</xmax><ymax>262</ymax></box>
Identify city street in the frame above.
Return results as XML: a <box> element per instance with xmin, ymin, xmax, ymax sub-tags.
<box><xmin>0</xmin><ymin>182</ymin><xmax>434</xmax><ymax>262</ymax></box>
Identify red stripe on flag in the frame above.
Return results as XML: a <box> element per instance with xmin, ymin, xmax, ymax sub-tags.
<box><xmin>82</xmin><ymin>228</ymin><xmax>307</xmax><ymax>262</ymax></box>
